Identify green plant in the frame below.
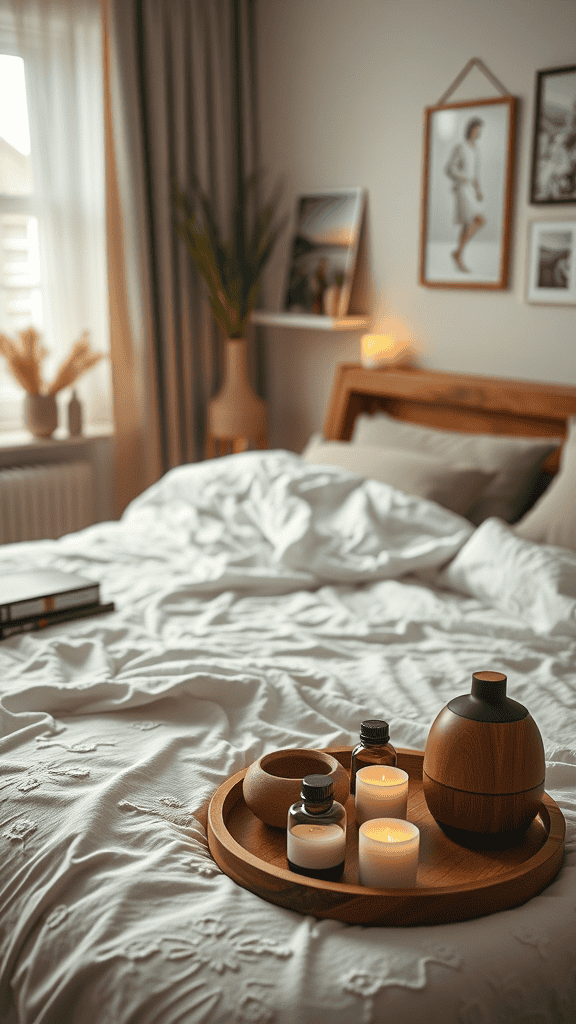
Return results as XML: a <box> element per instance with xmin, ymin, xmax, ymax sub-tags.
<box><xmin>174</xmin><ymin>172</ymin><xmax>286</xmax><ymax>340</ymax></box>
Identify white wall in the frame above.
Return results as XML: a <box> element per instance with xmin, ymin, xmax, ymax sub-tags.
<box><xmin>257</xmin><ymin>0</ymin><xmax>576</xmax><ymax>453</ymax></box>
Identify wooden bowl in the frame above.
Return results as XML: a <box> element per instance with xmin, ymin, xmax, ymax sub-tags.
<box><xmin>243</xmin><ymin>748</ymin><xmax>350</xmax><ymax>829</ymax></box>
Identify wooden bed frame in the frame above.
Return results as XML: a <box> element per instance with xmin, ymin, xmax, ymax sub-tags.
<box><xmin>323</xmin><ymin>364</ymin><xmax>576</xmax><ymax>475</ymax></box>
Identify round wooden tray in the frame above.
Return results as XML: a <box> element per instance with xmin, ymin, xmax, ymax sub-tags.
<box><xmin>207</xmin><ymin>747</ymin><xmax>565</xmax><ymax>926</ymax></box>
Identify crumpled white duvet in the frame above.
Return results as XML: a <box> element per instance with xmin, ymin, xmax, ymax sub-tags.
<box><xmin>0</xmin><ymin>450</ymin><xmax>575</xmax><ymax>1024</ymax></box>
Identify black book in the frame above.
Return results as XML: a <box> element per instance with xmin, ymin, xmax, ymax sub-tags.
<box><xmin>0</xmin><ymin>601</ymin><xmax>116</xmax><ymax>640</ymax></box>
<box><xmin>1</xmin><ymin>570</ymin><xmax>100</xmax><ymax>624</ymax></box>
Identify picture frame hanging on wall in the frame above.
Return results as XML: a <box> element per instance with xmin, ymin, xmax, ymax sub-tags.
<box><xmin>529</xmin><ymin>65</ymin><xmax>576</xmax><ymax>205</ymax></box>
<box><xmin>419</xmin><ymin>95</ymin><xmax>516</xmax><ymax>290</ymax></box>
<box><xmin>283</xmin><ymin>188</ymin><xmax>366</xmax><ymax>317</ymax></box>
<box><xmin>526</xmin><ymin>219</ymin><xmax>576</xmax><ymax>305</ymax></box>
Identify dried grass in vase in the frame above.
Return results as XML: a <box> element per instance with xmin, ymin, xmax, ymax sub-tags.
<box><xmin>0</xmin><ymin>327</ymin><xmax>105</xmax><ymax>395</ymax></box>
<box><xmin>46</xmin><ymin>331</ymin><xmax>104</xmax><ymax>395</ymax></box>
<box><xmin>0</xmin><ymin>327</ymin><xmax>47</xmax><ymax>394</ymax></box>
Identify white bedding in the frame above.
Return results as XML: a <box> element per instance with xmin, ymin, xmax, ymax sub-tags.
<box><xmin>0</xmin><ymin>450</ymin><xmax>575</xmax><ymax>1024</ymax></box>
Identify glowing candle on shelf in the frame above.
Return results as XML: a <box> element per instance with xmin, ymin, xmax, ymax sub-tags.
<box><xmin>355</xmin><ymin>765</ymin><xmax>409</xmax><ymax>825</ymax></box>
<box><xmin>287</xmin><ymin>823</ymin><xmax>346</xmax><ymax>872</ymax></box>
<box><xmin>360</xmin><ymin>334</ymin><xmax>414</xmax><ymax>369</ymax></box>
<box><xmin>358</xmin><ymin>818</ymin><xmax>420</xmax><ymax>889</ymax></box>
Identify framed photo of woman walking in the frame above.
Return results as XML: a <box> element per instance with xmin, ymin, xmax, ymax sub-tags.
<box><xmin>419</xmin><ymin>96</ymin><xmax>516</xmax><ymax>289</ymax></box>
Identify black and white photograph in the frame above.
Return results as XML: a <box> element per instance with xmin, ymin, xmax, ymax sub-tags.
<box><xmin>530</xmin><ymin>65</ymin><xmax>576</xmax><ymax>204</ymax></box>
<box><xmin>283</xmin><ymin>189</ymin><xmax>365</xmax><ymax>316</ymax></box>
<box><xmin>419</xmin><ymin>96</ymin><xmax>515</xmax><ymax>289</ymax></box>
<box><xmin>527</xmin><ymin>219</ymin><xmax>576</xmax><ymax>304</ymax></box>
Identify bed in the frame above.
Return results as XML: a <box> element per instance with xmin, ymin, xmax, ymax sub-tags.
<box><xmin>1</xmin><ymin>364</ymin><xmax>576</xmax><ymax>1024</ymax></box>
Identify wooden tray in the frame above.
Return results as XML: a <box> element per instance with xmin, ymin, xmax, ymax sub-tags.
<box><xmin>207</xmin><ymin>747</ymin><xmax>565</xmax><ymax>926</ymax></box>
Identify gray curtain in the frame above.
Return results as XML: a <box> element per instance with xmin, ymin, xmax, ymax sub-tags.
<box><xmin>104</xmin><ymin>0</ymin><xmax>262</xmax><ymax>501</ymax></box>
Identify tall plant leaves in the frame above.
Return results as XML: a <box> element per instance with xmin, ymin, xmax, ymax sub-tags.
<box><xmin>174</xmin><ymin>172</ymin><xmax>285</xmax><ymax>338</ymax></box>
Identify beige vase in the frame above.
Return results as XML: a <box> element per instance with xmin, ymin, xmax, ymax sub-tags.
<box><xmin>207</xmin><ymin>337</ymin><xmax>267</xmax><ymax>450</ymax></box>
<box><xmin>25</xmin><ymin>393</ymin><xmax>58</xmax><ymax>439</ymax></box>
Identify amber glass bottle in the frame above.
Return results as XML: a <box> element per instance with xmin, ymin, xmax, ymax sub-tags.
<box><xmin>350</xmin><ymin>719</ymin><xmax>397</xmax><ymax>795</ymax></box>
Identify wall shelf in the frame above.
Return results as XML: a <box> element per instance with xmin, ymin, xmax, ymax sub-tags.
<box><xmin>250</xmin><ymin>311</ymin><xmax>371</xmax><ymax>332</ymax></box>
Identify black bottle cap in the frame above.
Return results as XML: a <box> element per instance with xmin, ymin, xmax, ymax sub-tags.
<box><xmin>360</xmin><ymin>719</ymin><xmax>390</xmax><ymax>744</ymax></box>
<box><xmin>301</xmin><ymin>774</ymin><xmax>334</xmax><ymax>803</ymax></box>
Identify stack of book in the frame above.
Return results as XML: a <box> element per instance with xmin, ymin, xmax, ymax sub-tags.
<box><xmin>1</xmin><ymin>569</ymin><xmax>115</xmax><ymax>639</ymax></box>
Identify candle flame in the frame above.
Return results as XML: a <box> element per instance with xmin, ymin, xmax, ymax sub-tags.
<box><xmin>361</xmin><ymin>820</ymin><xmax>418</xmax><ymax>844</ymax></box>
<box><xmin>361</xmin><ymin>775</ymin><xmax>404</xmax><ymax>787</ymax></box>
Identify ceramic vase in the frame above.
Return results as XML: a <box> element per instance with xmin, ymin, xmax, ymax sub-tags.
<box><xmin>67</xmin><ymin>389</ymin><xmax>83</xmax><ymax>437</ymax></box>
<box><xmin>25</xmin><ymin>393</ymin><xmax>58</xmax><ymax>439</ymax></box>
<box><xmin>208</xmin><ymin>337</ymin><xmax>267</xmax><ymax>449</ymax></box>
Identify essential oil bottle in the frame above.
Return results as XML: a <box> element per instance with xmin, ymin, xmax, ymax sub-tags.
<box><xmin>287</xmin><ymin>774</ymin><xmax>347</xmax><ymax>881</ymax></box>
<box><xmin>350</xmin><ymin>719</ymin><xmax>397</xmax><ymax>795</ymax></box>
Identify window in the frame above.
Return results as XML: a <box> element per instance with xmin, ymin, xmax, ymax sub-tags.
<box><xmin>0</xmin><ymin>53</ymin><xmax>43</xmax><ymax>428</ymax></box>
<box><xmin>0</xmin><ymin>7</ymin><xmax>111</xmax><ymax>435</ymax></box>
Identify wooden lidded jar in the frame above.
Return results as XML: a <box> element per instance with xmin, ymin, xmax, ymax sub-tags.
<box><xmin>423</xmin><ymin>671</ymin><xmax>545</xmax><ymax>847</ymax></box>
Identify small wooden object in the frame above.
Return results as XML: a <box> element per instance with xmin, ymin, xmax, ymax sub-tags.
<box><xmin>423</xmin><ymin>672</ymin><xmax>546</xmax><ymax>845</ymax></box>
<box><xmin>243</xmin><ymin>748</ymin><xmax>349</xmax><ymax>829</ymax></box>
<box><xmin>207</xmin><ymin>747</ymin><xmax>564</xmax><ymax>926</ymax></box>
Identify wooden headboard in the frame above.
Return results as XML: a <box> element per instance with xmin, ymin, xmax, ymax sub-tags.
<box><xmin>323</xmin><ymin>364</ymin><xmax>576</xmax><ymax>476</ymax></box>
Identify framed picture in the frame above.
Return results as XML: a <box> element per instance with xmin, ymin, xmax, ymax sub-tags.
<box><xmin>419</xmin><ymin>96</ymin><xmax>516</xmax><ymax>289</ymax></box>
<box><xmin>526</xmin><ymin>220</ymin><xmax>576</xmax><ymax>305</ymax></box>
<box><xmin>530</xmin><ymin>65</ymin><xmax>576</xmax><ymax>204</ymax></box>
<box><xmin>283</xmin><ymin>188</ymin><xmax>365</xmax><ymax>317</ymax></box>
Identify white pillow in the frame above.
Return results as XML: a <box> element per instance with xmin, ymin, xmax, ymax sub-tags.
<box><xmin>352</xmin><ymin>411</ymin><xmax>560</xmax><ymax>525</ymax></box>
<box><xmin>515</xmin><ymin>417</ymin><xmax>576</xmax><ymax>552</ymax></box>
<box><xmin>301</xmin><ymin>437</ymin><xmax>494</xmax><ymax>516</ymax></box>
<box><xmin>441</xmin><ymin>516</ymin><xmax>576</xmax><ymax>635</ymax></box>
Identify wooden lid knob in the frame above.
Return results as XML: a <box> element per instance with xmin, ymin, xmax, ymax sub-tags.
<box><xmin>471</xmin><ymin>671</ymin><xmax>507</xmax><ymax>703</ymax></box>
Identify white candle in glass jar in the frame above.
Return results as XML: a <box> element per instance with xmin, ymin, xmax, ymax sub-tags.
<box><xmin>287</xmin><ymin>823</ymin><xmax>346</xmax><ymax>869</ymax></box>
<box><xmin>358</xmin><ymin>818</ymin><xmax>420</xmax><ymax>888</ymax></box>
<box><xmin>355</xmin><ymin>765</ymin><xmax>409</xmax><ymax>825</ymax></box>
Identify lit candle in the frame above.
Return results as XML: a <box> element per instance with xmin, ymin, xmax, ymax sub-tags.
<box><xmin>287</xmin><ymin>823</ymin><xmax>346</xmax><ymax>871</ymax></box>
<box><xmin>360</xmin><ymin>334</ymin><xmax>414</xmax><ymax>369</ymax></box>
<box><xmin>358</xmin><ymin>818</ymin><xmax>420</xmax><ymax>888</ymax></box>
<box><xmin>355</xmin><ymin>765</ymin><xmax>409</xmax><ymax>825</ymax></box>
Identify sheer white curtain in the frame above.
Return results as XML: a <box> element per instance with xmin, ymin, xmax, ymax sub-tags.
<box><xmin>1</xmin><ymin>0</ymin><xmax>110</xmax><ymax>427</ymax></box>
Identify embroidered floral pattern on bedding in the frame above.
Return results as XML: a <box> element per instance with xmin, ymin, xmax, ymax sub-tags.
<box><xmin>96</xmin><ymin>918</ymin><xmax>292</xmax><ymax>1023</ymax></box>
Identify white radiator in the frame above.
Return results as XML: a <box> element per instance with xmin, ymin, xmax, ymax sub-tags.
<box><xmin>0</xmin><ymin>461</ymin><xmax>96</xmax><ymax>544</ymax></box>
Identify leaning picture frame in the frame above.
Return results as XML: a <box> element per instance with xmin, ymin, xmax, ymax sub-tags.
<box><xmin>283</xmin><ymin>188</ymin><xmax>366</xmax><ymax>317</ymax></box>
<box><xmin>526</xmin><ymin>219</ymin><xmax>576</xmax><ymax>305</ymax></box>
<box><xmin>419</xmin><ymin>96</ymin><xmax>516</xmax><ymax>290</ymax></box>
<box><xmin>529</xmin><ymin>65</ymin><xmax>576</xmax><ymax>205</ymax></box>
